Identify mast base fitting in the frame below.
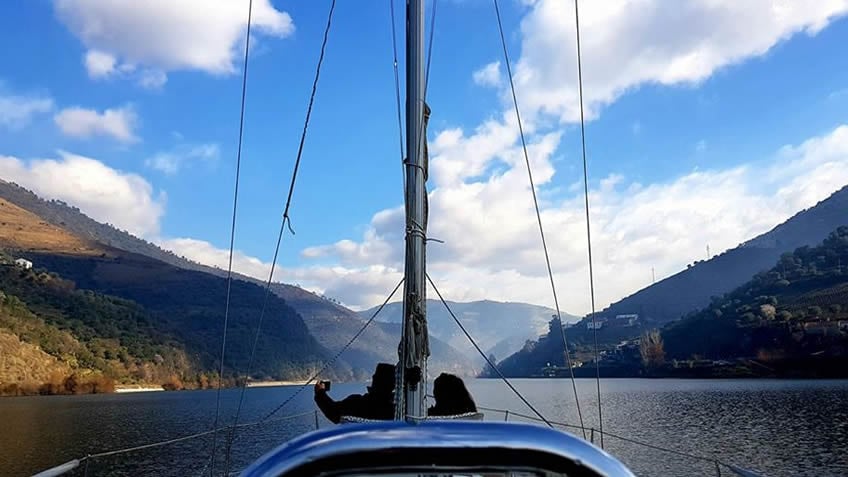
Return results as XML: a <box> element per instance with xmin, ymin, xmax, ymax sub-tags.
<box><xmin>404</xmin><ymin>366</ymin><xmax>422</xmax><ymax>388</ymax></box>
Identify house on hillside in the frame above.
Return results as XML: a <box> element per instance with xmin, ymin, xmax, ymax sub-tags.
<box><xmin>803</xmin><ymin>321</ymin><xmax>839</xmax><ymax>336</ymax></box>
<box><xmin>615</xmin><ymin>313</ymin><xmax>639</xmax><ymax>326</ymax></box>
<box><xmin>14</xmin><ymin>258</ymin><xmax>32</xmax><ymax>269</ymax></box>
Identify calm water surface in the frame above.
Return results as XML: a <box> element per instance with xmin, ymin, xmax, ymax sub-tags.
<box><xmin>1</xmin><ymin>379</ymin><xmax>846</xmax><ymax>477</ymax></box>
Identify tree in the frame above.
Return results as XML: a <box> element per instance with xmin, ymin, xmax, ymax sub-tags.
<box><xmin>640</xmin><ymin>329</ymin><xmax>665</xmax><ymax>368</ymax></box>
<box><xmin>484</xmin><ymin>354</ymin><xmax>499</xmax><ymax>378</ymax></box>
<box><xmin>760</xmin><ymin>304</ymin><xmax>776</xmax><ymax>320</ymax></box>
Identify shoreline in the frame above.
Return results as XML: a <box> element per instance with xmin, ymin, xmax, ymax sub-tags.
<box><xmin>114</xmin><ymin>385</ymin><xmax>164</xmax><ymax>393</ymax></box>
<box><xmin>245</xmin><ymin>380</ymin><xmax>309</xmax><ymax>388</ymax></box>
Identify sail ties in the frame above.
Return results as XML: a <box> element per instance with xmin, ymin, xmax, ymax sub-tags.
<box><xmin>401</xmin><ymin>99</ymin><xmax>432</xmax><ymax>386</ymax></box>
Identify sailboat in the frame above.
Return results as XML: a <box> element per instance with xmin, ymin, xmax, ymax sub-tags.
<box><xmin>31</xmin><ymin>1</ymin><xmax>771</xmax><ymax>476</ymax></box>
<box><xmin>238</xmin><ymin>1</ymin><xmax>636</xmax><ymax>476</ymax></box>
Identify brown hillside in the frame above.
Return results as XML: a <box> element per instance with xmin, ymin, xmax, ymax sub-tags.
<box><xmin>0</xmin><ymin>329</ymin><xmax>71</xmax><ymax>386</ymax></box>
<box><xmin>0</xmin><ymin>199</ymin><xmax>105</xmax><ymax>255</ymax></box>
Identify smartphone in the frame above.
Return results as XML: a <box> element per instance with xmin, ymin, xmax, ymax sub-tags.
<box><xmin>320</xmin><ymin>380</ymin><xmax>331</xmax><ymax>391</ymax></box>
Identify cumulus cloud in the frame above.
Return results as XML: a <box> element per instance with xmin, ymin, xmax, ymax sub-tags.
<box><xmin>55</xmin><ymin>0</ymin><xmax>295</xmax><ymax>85</ymax></box>
<box><xmin>0</xmin><ymin>90</ymin><xmax>54</xmax><ymax>130</ymax></box>
<box><xmin>156</xmin><ymin>237</ymin><xmax>274</xmax><ymax>281</ymax></box>
<box><xmin>513</xmin><ymin>0</ymin><xmax>848</xmax><ymax>123</ymax></box>
<box><xmin>138</xmin><ymin>70</ymin><xmax>168</xmax><ymax>90</ymax></box>
<box><xmin>150</xmin><ymin>125</ymin><xmax>848</xmax><ymax>313</ymax></box>
<box><xmin>84</xmin><ymin>50</ymin><xmax>117</xmax><ymax>78</ymax></box>
<box><xmin>23</xmin><ymin>0</ymin><xmax>845</xmax><ymax>317</ymax></box>
<box><xmin>152</xmin><ymin>235</ymin><xmax>405</xmax><ymax>311</ymax></box>
<box><xmin>54</xmin><ymin>105</ymin><xmax>139</xmax><ymax>142</ymax></box>
<box><xmin>290</xmin><ymin>123</ymin><xmax>848</xmax><ymax>315</ymax></box>
<box><xmin>145</xmin><ymin>143</ymin><xmax>220</xmax><ymax>175</ymax></box>
<box><xmin>0</xmin><ymin>151</ymin><xmax>165</xmax><ymax>236</ymax></box>
<box><xmin>473</xmin><ymin>61</ymin><xmax>502</xmax><ymax>88</ymax></box>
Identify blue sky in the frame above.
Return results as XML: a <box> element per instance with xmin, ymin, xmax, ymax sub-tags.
<box><xmin>1</xmin><ymin>0</ymin><xmax>848</xmax><ymax>313</ymax></box>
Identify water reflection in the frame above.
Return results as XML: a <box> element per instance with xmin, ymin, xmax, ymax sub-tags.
<box><xmin>0</xmin><ymin>379</ymin><xmax>846</xmax><ymax>476</ymax></box>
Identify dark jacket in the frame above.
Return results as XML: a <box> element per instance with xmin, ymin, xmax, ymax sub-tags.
<box><xmin>314</xmin><ymin>389</ymin><xmax>394</xmax><ymax>424</ymax></box>
<box><xmin>427</xmin><ymin>373</ymin><xmax>477</xmax><ymax>417</ymax></box>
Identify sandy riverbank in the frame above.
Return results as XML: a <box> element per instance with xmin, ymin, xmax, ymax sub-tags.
<box><xmin>114</xmin><ymin>385</ymin><xmax>164</xmax><ymax>393</ymax></box>
<box><xmin>245</xmin><ymin>380</ymin><xmax>309</xmax><ymax>388</ymax></box>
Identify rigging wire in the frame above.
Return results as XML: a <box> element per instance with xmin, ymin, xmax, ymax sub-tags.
<box><xmin>207</xmin><ymin>0</ymin><xmax>254</xmax><ymax>473</ymax></box>
<box><xmin>491</xmin><ymin>0</ymin><xmax>586</xmax><ymax>439</ymax></box>
<box><xmin>43</xmin><ymin>404</ymin><xmax>755</xmax><ymax>477</ymax></box>
<box><xmin>219</xmin><ymin>1</ymin><xmax>338</xmax><ymax>473</ymax></box>
<box><xmin>391</xmin><ymin>0</ymin><xmax>438</xmax><ymax>178</ymax></box>
<box><xmin>573</xmin><ymin>0</ymin><xmax>604</xmax><ymax>449</ymax></box>
<box><xmin>389</xmin><ymin>0</ymin><xmax>405</xmax><ymax>181</ymax></box>
<box><xmin>281</xmin><ymin>0</ymin><xmax>337</xmax><ymax>236</ymax></box>
<box><xmin>261</xmin><ymin>278</ymin><xmax>404</xmax><ymax>422</ymax></box>
<box><xmin>426</xmin><ymin>273</ymin><xmax>554</xmax><ymax>428</ymax></box>
<box><xmin>475</xmin><ymin>407</ymin><xmax>737</xmax><ymax>471</ymax></box>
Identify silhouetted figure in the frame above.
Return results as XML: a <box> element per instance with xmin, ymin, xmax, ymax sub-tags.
<box><xmin>314</xmin><ymin>362</ymin><xmax>396</xmax><ymax>424</ymax></box>
<box><xmin>427</xmin><ymin>373</ymin><xmax>477</xmax><ymax>416</ymax></box>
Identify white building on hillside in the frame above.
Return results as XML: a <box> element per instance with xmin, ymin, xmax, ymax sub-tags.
<box><xmin>14</xmin><ymin>258</ymin><xmax>32</xmax><ymax>269</ymax></box>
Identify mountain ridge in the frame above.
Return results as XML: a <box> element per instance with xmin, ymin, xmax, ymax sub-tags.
<box><xmin>578</xmin><ymin>185</ymin><xmax>848</xmax><ymax>329</ymax></box>
<box><xmin>362</xmin><ymin>298</ymin><xmax>579</xmax><ymax>365</ymax></box>
<box><xmin>0</xmin><ymin>180</ymin><xmax>475</xmax><ymax>380</ymax></box>
<box><xmin>493</xmin><ymin>185</ymin><xmax>848</xmax><ymax>377</ymax></box>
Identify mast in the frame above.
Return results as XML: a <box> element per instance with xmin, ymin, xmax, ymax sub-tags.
<box><xmin>397</xmin><ymin>0</ymin><xmax>429</xmax><ymax>421</ymax></box>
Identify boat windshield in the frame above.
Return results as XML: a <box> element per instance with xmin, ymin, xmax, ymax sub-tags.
<box><xmin>337</xmin><ymin>472</ymin><xmax>565</xmax><ymax>477</ymax></box>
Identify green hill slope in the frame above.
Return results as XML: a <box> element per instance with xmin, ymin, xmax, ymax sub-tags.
<box><xmin>663</xmin><ymin>226</ymin><xmax>848</xmax><ymax>368</ymax></box>
<box><xmin>0</xmin><ymin>258</ymin><xmax>196</xmax><ymax>395</ymax></box>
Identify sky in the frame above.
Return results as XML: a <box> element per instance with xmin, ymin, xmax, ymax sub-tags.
<box><xmin>1</xmin><ymin>0</ymin><xmax>848</xmax><ymax>316</ymax></box>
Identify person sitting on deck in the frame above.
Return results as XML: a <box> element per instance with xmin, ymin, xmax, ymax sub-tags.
<box><xmin>314</xmin><ymin>362</ymin><xmax>396</xmax><ymax>424</ymax></box>
<box><xmin>427</xmin><ymin>373</ymin><xmax>477</xmax><ymax>417</ymax></box>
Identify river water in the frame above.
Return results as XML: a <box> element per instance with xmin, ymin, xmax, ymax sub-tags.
<box><xmin>1</xmin><ymin>379</ymin><xmax>846</xmax><ymax>477</ymax></box>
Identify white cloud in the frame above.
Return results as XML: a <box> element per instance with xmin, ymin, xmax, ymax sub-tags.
<box><xmin>23</xmin><ymin>0</ymin><xmax>845</xmax><ymax>318</ymax></box>
<box><xmin>156</xmin><ymin>237</ymin><xmax>274</xmax><ymax>281</ymax></box>
<box><xmin>291</xmin><ymin>124</ymin><xmax>848</xmax><ymax>315</ymax></box>
<box><xmin>152</xmin><ymin>236</ymin><xmax>405</xmax><ymax>311</ymax></box>
<box><xmin>138</xmin><ymin>70</ymin><xmax>168</xmax><ymax>90</ymax></box>
<box><xmin>0</xmin><ymin>151</ymin><xmax>165</xmax><ymax>236</ymax></box>
<box><xmin>55</xmin><ymin>0</ymin><xmax>295</xmax><ymax>85</ymax></box>
<box><xmin>0</xmin><ymin>90</ymin><xmax>54</xmax><ymax>130</ymax></box>
<box><xmin>145</xmin><ymin>143</ymin><xmax>220</xmax><ymax>175</ymax></box>
<box><xmin>152</xmin><ymin>234</ymin><xmax>405</xmax><ymax>310</ymax></box>
<box><xmin>473</xmin><ymin>61</ymin><xmax>502</xmax><ymax>88</ymax></box>
<box><xmin>84</xmin><ymin>50</ymin><xmax>117</xmax><ymax>78</ymax></box>
<box><xmin>513</xmin><ymin>0</ymin><xmax>848</xmax><ymax>123</ymax></box>
<box><xmin>133</xmin><ymin>124</ymin><xmax>848</xmax><ymax>314</ymax></box>
<box><xmin>54</xmin><ymin>105</ymin><xmax>138</xmax><ymax>142</ymax></box>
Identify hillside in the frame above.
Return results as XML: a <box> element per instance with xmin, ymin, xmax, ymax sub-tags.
<box><xmin>0</xmin><ymin>180</ymin><xmax>210</xmax><ymax>272</ymax></box>
<box><xmin>662</xmin><ymin>226</ymin><xmax>848</xmax><ymax>365</ymax></box>
<box><xmin>586</xmin><ymin>185</ymin><xmax>848</xmax><ymax>326</ymax></box>
<box><xmin>0</xmin><ymin>329</ymin><xmax>72</xmax><ymax>394</ymax></box>
<box><xmin>0</xmin><ymin>198</ymin><xmax>103</xmax><ymax>255</ymax></box>
<box><xmin>18</xmin><ymin>252</ymin><xmax>342</xmax><ymax>380</ymax></box>
<box><xmin>0</xmin><ymin>181</ymin><xmax>473</xmax><ymax>376</ymax></box>
<box><xmin>278</xmin><ymin>284</ymin><xmax>477</xmax><ymax>377</ymax></box>
<box><xmin>0</xmin><ymin>257</ymin><xmax>193</xmax><ymax>395</ymax></box>
<box><xmin>0</xmin><ymin>193</ymin><xmax>344</xmax><ymax>383</ymax></box>
<box><xmin>493</xmin><ymin>227</ymin><xmax>848</xmax><ymax>378</ymax></box>
<box><xmin>362</xmin><ymin>299</ymin><xmax>576</xmax><ymax>365</ymax></box>
<box><xmin>555</xmin><ymin>185</ymin><xmax>848</xmax><ymax>349</ymax></box>
<box><xmin>492</xmin><ymin>186</ymin><xmax>848</xmax><ymax>377</ymax></box>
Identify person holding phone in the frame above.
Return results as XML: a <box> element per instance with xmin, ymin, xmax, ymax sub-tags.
<box><xmin>314</xmin><ymin>362</ymin><xmax>396</xmax><ymax>423</ymax></box>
